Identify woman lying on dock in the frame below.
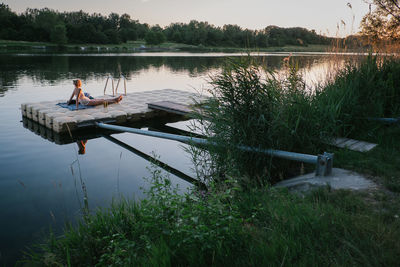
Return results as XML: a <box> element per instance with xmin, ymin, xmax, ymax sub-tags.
<box><xmin>68</xmin><ymin>79</ymin><xmax>123</xmax><ymax>109</ymax></box>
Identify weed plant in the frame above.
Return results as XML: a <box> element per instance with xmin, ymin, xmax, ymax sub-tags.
<box><xmin>314</xmin><ymin>55</ymin><xmax>400</xmax><ymax>138</ymax></box>
<box><xmin>23</xmin><ymin>166</ymin><xmax>400</xmax><ymax>266</ymax></box>
<box><xmin>191</xmin><ymin>55</ymin><xmax>400</xmax><ymax>186</ymax></box>
<box><xmin>192</xmin><ymin>57</ymin><xmax>334</xmax><ymax>186</ymax></box>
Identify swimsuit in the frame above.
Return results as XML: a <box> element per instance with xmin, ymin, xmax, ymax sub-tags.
<box><xmin>79</xmin><ymin>95</ymin><xmax>91</xmax><ymax>105</ymax></box>
<box><xmin>77</xmin><ymin>89</ymin><xmax>91</xmax><ymax>105</ymax></box>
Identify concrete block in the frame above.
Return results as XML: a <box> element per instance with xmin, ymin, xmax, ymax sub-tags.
<box><xmin>108</xmin><ymin>110</ymin><xmax>127</xmax><ymax>123</ymax></box>
<box><xmin>45</xmin><ymin>112</ymin><xmax>65</xmax><ymax>128</ymax></box>
<box><xmin>38</xmin><ymin>109</ymin><xmax>53</xmax><ymax>125</ymax></box>
<box><xmin>53</xmin><ymin>116</ymin><xmax>77</xmax><ymax>133</ymax></box>
<box><xmin>74</xmin><ymin>114</ymin><xmax>95</xmax><ymax>123</ymax></box>
<box><xmin>91</xmin><ymin>112</ymin><xmax>110</xmax><ymax>120</ymax></box>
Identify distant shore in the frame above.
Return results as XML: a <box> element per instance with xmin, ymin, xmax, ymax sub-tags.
<box><xmin>0</xmin><ymin>40</ymin><xmax>344</xmax><ymax>53</ymax></box>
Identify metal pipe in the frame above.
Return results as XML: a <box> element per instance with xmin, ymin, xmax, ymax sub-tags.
<box><xmin>237</xmin><ymin>145</ymin><xmax>318</xmax><ymax>164</ymax></box>
<box><xmin>96</xmin><ymin>122</ymin><xmax>210</xmax><ymax>146</ymax></box>
<box><xmin>96</xmin><ymin>122</ymin><xmax>321</xmax><ymax>166</ymax></box>
<box><xmin>115</xmin><ymin>77</ymin><xmax>121</xmax><ymax>94</ymax></box>
<box><xmin>111</xmin><ymin>77</ymin><xmax>115</xmax><ymax>96</ymax></box>
<box><xmin>103</xmin><ymin>76</ymin><xmax>109</xmax><ymax>95</ymax></box>
<box><xmin>368</xmin><ymin>117</ymin><xmax>400</xmax><ymax>124</ymax></box>
<box><xmin>101</xmin><ymin>134</ymin><xmax>204</xmax><ymax>187</ymax></box>
<box><xmin>123</xmin><ymin>75</ymin><xmax>127</xmax><ymax>95</ymax></box>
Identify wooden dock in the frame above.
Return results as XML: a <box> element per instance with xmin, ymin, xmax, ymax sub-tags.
<box><xmin>21</xmin><ymin>89</ymin><xmax>206</xmax><ymax>133</ymax></box>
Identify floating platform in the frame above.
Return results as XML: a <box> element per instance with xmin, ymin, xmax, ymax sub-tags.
<box><xmin>21</xmin><ymin>89</ymin><xmax>206</xmax><ymax>133</ymax></box>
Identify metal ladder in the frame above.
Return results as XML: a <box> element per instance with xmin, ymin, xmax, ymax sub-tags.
<box><xmin>103</xmin><ymin>74</ymin><xmax>127</xmax><ymax>96</ymax></box>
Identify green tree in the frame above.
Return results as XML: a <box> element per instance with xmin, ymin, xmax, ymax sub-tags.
<box><xmin>0</xmin><ymin>3</ymin><xmax>19</xmax><ymax>40</ymax></box>
<box><xmin>50</xmin><ymin>24</ymin><xmax>68</xmax><ymax>44</ymax></box>
<box><xmin>145</xmin><ymin>30</ymin><xmax>166</xmax><ymax>46</ymax></box>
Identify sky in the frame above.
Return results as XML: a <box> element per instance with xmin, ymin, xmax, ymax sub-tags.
<box><xmin>2</xmin><ymin>0</ymin><xmax>370</xmax><ymax>37</ymax></box>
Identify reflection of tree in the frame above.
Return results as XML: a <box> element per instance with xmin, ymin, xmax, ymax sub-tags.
<box><xmin>0</xmin><ymin>69</ymin><xmax>19</xmax><ymax>96</ymax></box>
<box><xmin>0</xmin><ymin>54</ymin><xmax>342</xmax><ymax>92</ymax></box>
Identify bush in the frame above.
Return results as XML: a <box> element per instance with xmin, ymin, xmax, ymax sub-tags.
<box><xmin>24</xmin><ymin>168</ymin><xmax>247</xmax><ymax>266</ymax></box>
<box><xmin>193</xmin><ymin>57</ymin><xmax>333</xmax><ymax>186</ymax></box>
<box><xmin>192</xmin><ymin>56</ymin><xmax>400</xmax><ymax>186</ymax></box>
<box><xmin>23</xmin><ymin>169</ymin><xmax>400</xmax><ymax>266</ymax></box>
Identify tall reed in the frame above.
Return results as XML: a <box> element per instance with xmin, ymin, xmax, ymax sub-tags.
<box><xmin>192</xmin><ymin>55</ymin><xmax>400</xmax><ymax>186</ymax></box>
<box><xmin>192</xmin><ymin>57</ymin><xmax>334</xmax><ymax>186</ymax></box>
<box><xmin>314</xmin><ymin>55</ymin><xmax>400</xmax><ymax>138</ymax></box>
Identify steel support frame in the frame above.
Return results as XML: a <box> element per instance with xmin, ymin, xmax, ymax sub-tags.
<box><xmin>96</xmin><ymin>122</ymin><xmax>333</xmax><ymax>176</ymax></box>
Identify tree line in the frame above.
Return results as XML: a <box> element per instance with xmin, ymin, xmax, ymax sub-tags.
<box><xmin>0</xmin><ymin>3</ymin><xmax>335</xmax><ymax>47</ymax></box>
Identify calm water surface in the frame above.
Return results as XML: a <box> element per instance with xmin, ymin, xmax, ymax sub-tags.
<box><xmin>0</xmin><ymin>52</ymin><xmax>359</xmax><ymax>265</ymax></box>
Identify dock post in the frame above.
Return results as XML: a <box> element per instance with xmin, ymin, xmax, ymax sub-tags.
<box><xmin>315</xmin><ymin>152</ymin><xmax>334</xmax><ymax>176</ymax></box>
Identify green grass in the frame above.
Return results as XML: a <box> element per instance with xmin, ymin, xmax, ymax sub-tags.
<box><xmin>22</xmin><ymin>171</ymin><xmax>400</xmax><ymax>266</ymax></box>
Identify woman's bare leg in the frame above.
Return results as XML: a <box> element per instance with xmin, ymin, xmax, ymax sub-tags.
<box><xmin>86</xmin><ymin>95</ymin><xmax>123</xmax><ymax>106</ymax></box>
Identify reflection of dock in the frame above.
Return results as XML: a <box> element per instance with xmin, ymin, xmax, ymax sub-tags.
<box><xmin>102</xmin><ymin>134</ymin><xmax>204</xmax><ymax>187</ymax></box>
<box><xmin>22</xmin><ymin>115</ymin><xmax>187</xmax><ymax>145</ymax></box>
<box><xmin>21</xmin><ymin>89</ymin><xmax>206</xmax><ymax>133</ymax></box>
<box><xmin>22</xmin><ymin>116</ymin><xmax>203</xmax><ymax>186</ymax></box>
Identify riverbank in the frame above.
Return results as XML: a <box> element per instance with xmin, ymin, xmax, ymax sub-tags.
<box><xmin>21</xmin><ymin>55</ymin><xmax>400</xmax><ymax>266</ymax></box>
<box><xmin>0</xmin><ymin>39</ymin><xmax>336</xmax><ymax>53</ymax></box>
<box><xmin>23</xmin><ymin>130</ymin><xmax>400</xmax><ymax>265</ymax></box>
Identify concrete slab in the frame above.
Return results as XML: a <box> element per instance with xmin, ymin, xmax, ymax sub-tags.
<box><xmin>274</xmin><ymin>168</ymin><xmax>376</xmax><ymax>193</ymax></box>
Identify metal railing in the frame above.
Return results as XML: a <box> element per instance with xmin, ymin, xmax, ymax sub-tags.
<box><xmin>96</xmin><ymin>122</ymin><xmax>333</xmax><ymax>176</ymax></box>
<box><xmin>115</xmin><ymin>74</ymin><xmax>127</xmax><ymax>96</ymax></box>
<box><xmin>103</xmin><ymin>75</ymin><xmax>115</xmax><ymax>96</ymax></box>
<box><xmin>104</xmin><ymin>74</ymin><xmax>127</xmax><ymax>96</ymax></box>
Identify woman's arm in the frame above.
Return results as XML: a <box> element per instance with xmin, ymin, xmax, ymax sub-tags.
<box><xmin>68</xmin><ymin>88</ymin><xmax>76</xmax><ymax>105</ymax></box>
<box><xmin>76</xmin><ymin>89</ymin><xmax>81</xmax><ymax>109</ymax></box>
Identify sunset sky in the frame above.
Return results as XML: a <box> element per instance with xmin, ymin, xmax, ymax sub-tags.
<box><xmin>2</xmin><ymin>0</ymin><xmax>370</xmax><ymax>37</ymax></box>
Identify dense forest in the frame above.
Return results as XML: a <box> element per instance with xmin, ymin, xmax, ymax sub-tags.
<box><xmin>0</xmin><ymin>3</ymin><xmax>333</xmax><ymax>47</ymax></box>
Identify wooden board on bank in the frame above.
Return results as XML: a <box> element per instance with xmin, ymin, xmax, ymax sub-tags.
<box><xmin>328</xmin><ymin>137</ymin><xmax>377</xmax><ymax>152</ymax></box>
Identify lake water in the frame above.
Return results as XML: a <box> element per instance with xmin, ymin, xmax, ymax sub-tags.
<box><xmin>0</xmin><ymin>52</ymin><xmax>360</xmax><ymax>265</ymax></box>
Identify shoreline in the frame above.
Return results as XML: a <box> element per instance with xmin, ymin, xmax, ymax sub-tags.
<box><xmin>0</xmin><ymin>40</ymin><xmax>361</xmax><ymax>54</ymax></box>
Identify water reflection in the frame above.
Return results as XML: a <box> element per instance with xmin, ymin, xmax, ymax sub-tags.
<box><xmin>0</xmin><ymin>53</ymin><xmax>359</xmax><ymax>96</ymax></box>
<box><xmin>77</xmin><ymin>140</ymin><xmax>88</xmax><ymax>154</ymax></box>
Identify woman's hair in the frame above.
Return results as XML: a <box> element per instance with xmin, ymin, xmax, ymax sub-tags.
<box><xmin>73</xmin><ymin>79</ymin><xmax>82</xmax><ymax>87</ymax></box>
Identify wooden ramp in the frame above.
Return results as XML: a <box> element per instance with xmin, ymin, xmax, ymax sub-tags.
<box><xmin>328</xmin><ymin>137</ymin><xmax>377</xmax><ymax>152</ymax></box>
